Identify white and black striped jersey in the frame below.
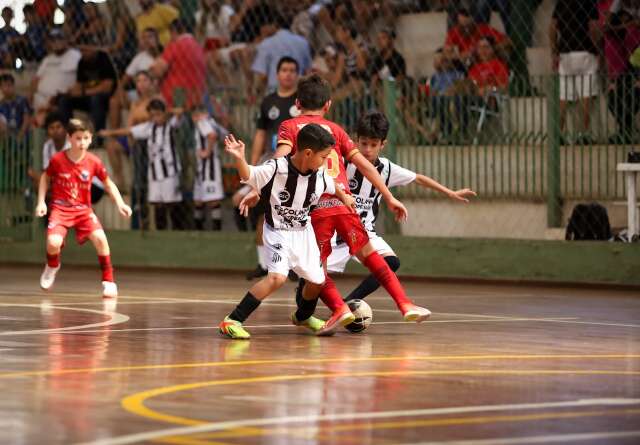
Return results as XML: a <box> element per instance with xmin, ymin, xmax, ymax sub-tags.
<box><xmin>131</xmin><ymin>116</ymin><xmax>181</xmax><ymax>182</ymax></box>
<box><xmin>347</xmin><ymin>157</ymin><xmax>416</xmax><ymax>232</ymax></box>
<box><xmin>246</xmin><ymin>157</ymin><xmax>336</xmax><ymax>230</ymax></box>
<box><xmin>42</xmin><ymin>138</ymin><xmax>104</xmax><ymax>189</ymax></box>
<box><xmin>194</xmin><ymin>117</ymin><xmax>227</xmax><ymax>184</ymax></box>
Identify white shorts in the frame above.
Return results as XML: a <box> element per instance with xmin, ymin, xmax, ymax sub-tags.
<box><xmin>218</xmin><ymin>43</ymin><xmax>248</xmax><ymax>65</ymax></box>
<box><xmin>559</xmin><ymin>52</ymin><xmax>599</xmax><ymax>101</ymax></box>
<box><xmin>326</xmin><ymin>232</ymin><xmax>395</xmax><ymax>273</ymax></box>
<box><xmin>194</xmin><ymin>177</ymin><xmax>224</xmax><ymax>203</ymax></box>
<box><xmin>148</xmin><ymin>176</ymin><xmax>182</xmax><ymax>204</ymax></box>
<box><xmin>263</xmin><ymin>222</ymin><xmax>325</xmax><ymax>285</ymax></box>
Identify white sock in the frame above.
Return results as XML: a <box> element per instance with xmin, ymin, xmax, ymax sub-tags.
<box><xmin>257</xmin><ymin>246</ymin><xmax>267</xmax><ymax>269</ymax></box>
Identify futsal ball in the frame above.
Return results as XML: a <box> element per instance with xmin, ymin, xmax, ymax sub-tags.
<box><xmin>345</xmin><ymin>299</ymin><xmax>373</xmax><ymax>333</ymax></box>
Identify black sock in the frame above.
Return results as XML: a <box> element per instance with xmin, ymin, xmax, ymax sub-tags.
<box><xmin>295</xmin><ymin>282</ymin><xmax>318</xmax><ymax>322</ymax></box>
<box><xmin>345</xmin><ymin>256</ymin><xmax>401</xmax><ymax>302</ymax></box>
<box><xmin>194</xmin><ymin>208</ymin><xmax>204</xmax><ymax>230</ymax></box>
<box><xmin>295</xmin><ymin>278</ymin><xmax>306</xmax><ymax>308</ymax></box>
<box><xmin>229</xmin><ymin>292</ymin><xmax>261</xmax><ymax>323</ymax></box>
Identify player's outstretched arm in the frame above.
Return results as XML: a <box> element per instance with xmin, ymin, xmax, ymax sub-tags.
<box><xmin>224</xmin><ymin>134</ymin><xmax>250</xmax><ymax>181</ymax></box>
<box><xmin>415</xmin><ymin>175</ymin><xmax>477</xmax><ymax>203</ymax></box>
<box><xmin>104</xmin><ymin>177</ymin><xmax>132</xmax><ymax>218</ymax></box>
<box><xmin>35</xmin><ymin>172</ymin><xmax>49</xmax><ymax>217</ymax></box>
<box><xmin>99</xmin><ymin>128</ymin><xmax>132</xmax><ymax>138</ymax></box>
<box><xmin>273</xmin><ymin>143</ymin><xmax>292</xmax><ymax>159</ymax></box>
<box><xmin>350</xmin><ymin>152</ymin><xmax>408</xmax><ymax>221</ymax></box>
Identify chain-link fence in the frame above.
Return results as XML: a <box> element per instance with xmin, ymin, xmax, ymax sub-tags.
<box><xmin>0</xmin><ymin>0</ymin><xmax>639</xmax><ymax>249</ymax></box>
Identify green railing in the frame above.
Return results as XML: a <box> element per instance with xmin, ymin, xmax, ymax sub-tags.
<box><xmin>0</xmin><ymin>135</ymin><xmax>34</xmax><ymax>241</ymax></box>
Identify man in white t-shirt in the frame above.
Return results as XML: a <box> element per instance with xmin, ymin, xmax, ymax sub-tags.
<box><xmin>30</xmin><ymin>28</ymin><xmax>81</xmax><ymax>127</ymax></box>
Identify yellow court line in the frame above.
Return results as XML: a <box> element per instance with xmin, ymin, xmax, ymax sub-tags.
<box><xmin>169</xmin><ymin>407</ymin><xmax>640</xmax><ymax>443</ymax></box>
<box><xmin>121</xmin><ymin>369</ymin><xmax>640</xmax><ymax>427</ymax></box>
<box><xmin>2</xmin><ymin>354</ymin><xmax>639</xmax><ymax>379</ymax></box>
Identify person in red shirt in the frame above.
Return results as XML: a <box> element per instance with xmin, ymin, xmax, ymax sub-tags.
<box><xmin>151</xmin><ymin>19</ymin><xmax>206</xmax><ymax>109</ymax></box>
<box><xmin>244</xmin><ymin>74</ymin><xmax>431</xmax><ymax>335</ymax></box>
<box><xmin>468</xmin><ymin>37</ymin><xmax>510</xmax><ymax>96</ymax></box>
<box><xmin>445</xmin><ymin>8</ymin><xmax>509</xmax><ymax>63</ymax></box>
<box><xmin>35</xmin><ymin>119</ymin><xmax>132</xmax><ymax>298</ymax></box>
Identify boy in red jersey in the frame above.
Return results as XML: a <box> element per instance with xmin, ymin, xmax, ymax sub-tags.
<box><xmin>35</xmin><ymin>119</ymin><xmax>132</xmax><ymax>298</ymax></box>
<box><xmin>245</xmin><ymin>74</ymin><xmax>431</xmax><ymax>335</ymax></box>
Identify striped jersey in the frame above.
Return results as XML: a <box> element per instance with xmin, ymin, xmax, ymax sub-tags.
<box><xmin>131</xmin><ymin>116</ymin><xmax>181</xmax><ymax>182</ymax></box>
<box><xmin>347</xmin><ymin>157</ymin><xmax>416</xmax><ymax>232</ymax></box>
<box><xmin>194</xmin><ymin>117</ymin><xmax>227</xmax><ymax>184</ymax></box>
<box><xmin>245</xmin><ymin>156</ymin><xmax>336</xmax><ymax>230</ymax></box>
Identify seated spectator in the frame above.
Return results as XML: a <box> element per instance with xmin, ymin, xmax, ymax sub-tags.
<box><xmin>334</xmin><ymin>22</ymin><xmax>369</xmax><ymax>96</ymax></box>
<box><xmin>317</xmin><ymin>43</ymin><xmax>347</xmax><ymax>92</ymax></box>
<box><xmin>12</xmin><ymin>5</ymin><xmax>47</xmax><ymax>63</ymax></box>
<box><xmin>136</xmin><ymin>0</ymin><xmax>179</xmax><ymax>46</ymax></box>
<box><xmin>550</xmin><ymin>0</ymin><xmax>599</xmax><ymax>143</ymax></box>
<box><xmin>468</xmin><ymin>37</ymin><xmax>510</xmax><ymax>96</ymax></box>
<box><xmin>54</xmin><ymin>46</ymin><xmax>118</xmax><ymax>136</ymax></box>
<box><xmin>371</xmin><ymin>28</ymin><xmax>406</xmax><ymax>82</ymax></box>
<box><xmin>30</xmin><ymin>28</ymin><xmax>82</xmax><ymax>127</ymax></box>
<box><xmin>109</xmin><ymin>27</ymin><xmax>163</xmax><ymax>132</ymax></box>
<box><xmin>0</xmin><ymin>7</ymin><xmax>19</xmax><ymax>68</ymax></box>
<box><xmin>33</xmin><ymin>0</ymin><xmax>57</xmax><ymax>27</ymax></box>
<box><xmin>251</xmin><ymin>13</ymin><xmax>312</xmax><ymax>96</ymax></box>
<box><xmin>151</xmin><ymin>19</ymin><xmax>206</xmax><ymax>109</ymax></box>
<box><xmin>195</xmin><ymin>0</ymin><xmax>237</xmax><ymax>85</ymax></box>
<box><xmin>72</xmin><ymin>2</ymin><xmax>110</xmax><ymax>47</ymax></box>
<box><xmin>28</xmin><ymin>111</ymin><xmax>69</xmax><ymax>185</ymax></box>
<box><xmin>429</xmin><ymin>49</ymin><xmax>466</xmax><ymax>142</ymax></box>
<box><xmin>106</xmin><ymin>70</ymin><xmax>162</xmax><ymax>189</ymax></box>
<box><xmin>0</xmin><ymin>73</ymin><xmax>32</xmax><ymax>138</ymax></box>
<box><xmin>445</xmin><ymin>8</ymin><xmax>510</xmax><ymax>64</ymax></box>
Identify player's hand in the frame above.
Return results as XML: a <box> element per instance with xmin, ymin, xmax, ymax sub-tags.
<box><xmin>35</xmin><ymin>202</ymin><xmax>47</xmax><ymax>218</ymax></box>
<box><xmin>238</xmin><ymin>188</ymin><xmax>260</xmax><ymax>217</ymax></box>
<box><xmin>385</xmin><ymin>196</ymin><xmax>408</xmax><ymax>222</ymax></box>
<box><xmin>118</xmin><ymin>203</ymin><xmax>132</xmax><ymax>218</ymax></box>
<box><xmin>448</xmin><ymin>188</ymin><xmax>477</xmax><ymax>203</ymax></box>
<box><xmin>343</xmin><ymin>194</ymin><xmax>357</xmax><ymax>213</ymax></box>
<box><xmin>224</xmin><ymin>134</ymin><xmax>245</xmax><ymax>159</ymax></box>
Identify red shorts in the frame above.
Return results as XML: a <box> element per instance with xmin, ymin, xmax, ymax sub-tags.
<box><xmin>311</xmin><ymin>212</ymin><xmax>369</xmax><ymax>262</ymax></box>
<box><xmin>47</xmin><ymin>206</ymin><xmax>103</xmax><ymax>245</ymax></box>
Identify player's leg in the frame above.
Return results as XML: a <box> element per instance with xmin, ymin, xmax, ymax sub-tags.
<box><xmin>345</xmin><ymin>236</ymin><xmax>399</xmax><ymax>302</ymax></box>
<box><xmin>193</xmin><ymin>201</ymin><xmax>205</xmax><ymax>230</ymax></box>
<box><xmin>246</xmin><ymin>213</ymin><xmax>268</xmax><ymax>280</ymax></box>
<box><xmin>206</xmin><ymin>201</ymin><xmax>222</xmax><ymax>231</ymax></box>
<box><xmin>87</xmin><ymin>229</ymin><xmax>118</xmax><ymax>298</ymax></box>
<box><xmin>41</xmin><ymin>232</ymin><xmax>65</xmax><ymax>290</ymax></box>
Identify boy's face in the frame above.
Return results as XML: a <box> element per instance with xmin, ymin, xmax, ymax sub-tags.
<box><xmin>47</xmin><ymin>121</ymin><xmax>66</xmax><ymax>141</ymax></box>
<box><xmin>0</xmin><ymin>80</ymin><xmax>14</xmax><ymax>96</ymax></box>
<box><xmin>357</xmin><ymin>136</ymin><xmax>385</xmax><ymax>163</ymax></box>
<box><xmin>303</xmin><ymin>147</ymin><xmax>332</xmax><ymax>171</ymax></box>
<box><xmin>149</xmin><ymin>109</ymin><xmax>167</xmax><ymax>125</ymax></box>
<box><xmin>277</xmin><ymin>62</ymin><xmax>298</xmax><ymax>91</ymax></box>
<box><xmin>70</xmin><ymin>130</ymin><xmax>92</xmax><ymax>151</ymax></box>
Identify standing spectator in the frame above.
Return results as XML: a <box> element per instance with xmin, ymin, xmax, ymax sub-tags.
<box><xmin>72</xmin><ymin>2</ymin><xmax>110</xmax><ymax>47</ymax></box>
<box><xmin>318</xmin><ymin>44</ymin><xmax>347</xmax><ymax>92</ymax></box>
<box><xmin>0</xmin><ymin>7</ymin><xmax>19</xmax><ymax>68</ymax></box>
<box><xmin>251</xmin><ymin>15</ymin><xmax>312</xmax><ymax>96</ymax></box>
<box><xmin>33</xmin><ymin>0</ymin><xmax>57</xmax><ymax>27</ymax></box>
<box><xmin>334</xmin><ymin>22</ymin><xmax>369</xmax><ymax>101</ymax></box>
<box><xmin>445</xmin><ymin>8</ymin><xmax>509</xmax><ymax>64</ymax></box>
<box><xmin>136</xmin><ymin>0</ymin><xmax>179</xmax><ymax>46</ymax></box>
<box><xmin>468</xmin><ymin>37</ymin><xmax>510</xmax><ymax>96</ymax></box>
<box><xmin>54</xmin><ymin>47</ymin><xmax>118</xmax><ymax>135</ymax></box>
<box><xmin>169</xmin><ymin>0</ymin><xmax>198</xmax><ymax>33</ymax></box>
<box><xmin>471</xmin><ymin>0</ymin><xmax>511</xmax><ymax>36</ymax></box>
<box><xmin>550</xmin><ymin>0</ymin><xmax>600</xmax><ymax>143</ymax></box>
<box><xmin>105</xmin><ymin>0</ymin><xmax>138</xmax><ymax>75</ymax></box>
<box><xmin>371</xmin><ymin>28</ymin><xmax>406</xmax><ymax>82</ymax></box>
<box><xmin>13</xmin><ymin>5</ymin><xmax>47</xmax><ymax>63</ymax></box>
<box><xmin>30</xmin><ymin>28</ymin><xmax>82</xmax><ymax>127</ymax></box>
<box><xmin>0</xmin><ymin>73</ymin><xmax>32</xmax><ymax>138</ymax></box>
<box><xmin>195</xmin><ymin>0</ymin><xmax>237</xmax><ymax>86</ymax></box>
<box><xmin>152</xmin><ymin>19</ymin><xmax>206</xmax><ymax>109</ymax></box>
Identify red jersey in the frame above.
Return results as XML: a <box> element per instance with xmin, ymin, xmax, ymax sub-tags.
<box><xmin>469</xmin><ymin>59</ymin><xmax>509</xmax><ymax>89</ymax></box>
<box><xmin>278</xmin><ymin>114</ymin><xmax>359</xmax><ymax>218</ymax></box>
<box><xmin>46</xmin><ymin>151</ymin><xmax>108</xmax><ymax>210</ymax></box>
<box><xmin>445</xmin><ymin>24</ymin><xmax>506</xmax><ymax>56</ymax></box>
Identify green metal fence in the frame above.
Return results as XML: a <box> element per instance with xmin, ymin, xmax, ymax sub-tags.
<box><xmin>0</xmin><ymin>135</ymin><xmax>34</xmax><ymax>241</ymax></box>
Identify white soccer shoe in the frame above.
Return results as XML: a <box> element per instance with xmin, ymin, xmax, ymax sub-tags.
<box><xmin>102</xmin><ymin>281</ymin><xmax>118</xmax><ymax>299</ymax></box>
<box><xmin>40</xmin><ymin>265</ymin><xmax>60</xmax><ymax>291</ymax></box>
<box><xmin>402</xmin><ymin>304</ymin><xmax>432</xmax><ymax>323</ymax></box>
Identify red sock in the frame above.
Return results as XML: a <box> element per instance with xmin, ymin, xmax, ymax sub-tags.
<box><xmin>363</xmin><ymin>252</ymin><xmax>411</xmax><ymax>310</ymax></box>
<box><xmin>46</xmin><ymin>253</ymin><xmax>60</xmax><ymax>268</ymax></box>
<box><xmin>320</xmin><ymin>275</ymin><xmax>346</xmax><ymax>312</ymax></box>
<box><xmin>98</xmin><ymin>255</ymin><xmax>114</xmax><ymax>282</ymax></box>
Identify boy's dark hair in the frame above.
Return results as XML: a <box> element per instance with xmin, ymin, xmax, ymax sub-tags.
<box><xmin>44</xmin><ymin>111</ymin><xmax>66</xmax><ymax>129</ymax></box>
<box><xmin>136</xmin><ymin>69</ymin><xmax>152</xmax><ymax>80</ymax></box>
<box><xmin>147</xmin><ymin>98</ymin><xmax>167</xmax><ymax>113</ymax></box>
<box><xmin>297</xmin><ymin>123</ymin><xmax>335</xmax><ymax>153</ymax></box>
<box><xmin>67</xmin><ymin>118</ymin><xmax>91</xmax><ymax>135</ymax></box>
<box><xmin>297</xmin><ymin>74</ymin><xmax>331</xmax><ymax>111</ymax></box>
<box><xmin>457</xmin><ymin>8</ymin><xmax>471</xmax><ymax>17</ymax></box>
<box><xmin>277</xmin><ymin>56</ymin><xmax>299</xmax><ymax>73</ymax></box>
<box><xmin>169</xmin><ymin>18</ymin><xmax>186</xmax><ymax>34</ymax></box>
<box><xmin>0</xmin><ymin>73</ymin><xmax>14</xmax><ymax>84</ymax></box>
<box><xmin>357</xmin><ymin>111</ymin><xmax>389</xmax><ymax>141</ymax></box>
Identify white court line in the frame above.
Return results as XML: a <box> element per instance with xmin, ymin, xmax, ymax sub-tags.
<box><xmin>407</xmin><ymin>430</ymin><xmax>640</xmax><ymax>445</ymax></box>
<box><xmin>76</xmin><ymin>398</ymin><xmax>640</xmax><ymax>445</ymax></box>
<box><xmin>0</xmin><ymin>304</ymin><xmax>129</xmax><ymax>336</ymax></box>
<box><xmin>540</xmin><ymin>319</ymin><xmax>640</xmax><ymax>329</ymax></box>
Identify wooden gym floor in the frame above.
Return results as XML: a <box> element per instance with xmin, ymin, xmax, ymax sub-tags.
<box><xmin>0</xmin><ymin>265</ymin><xmax>639</xmax><ymax>445</ymax></box>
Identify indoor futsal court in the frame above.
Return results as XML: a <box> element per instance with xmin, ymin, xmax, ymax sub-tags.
<box><xmin>1</xmin><ymin>265</ymin><xmax>638</xmax><ymax>445</ymax></box>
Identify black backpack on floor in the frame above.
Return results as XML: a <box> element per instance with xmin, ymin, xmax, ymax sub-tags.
<box><xmin>565</xmin><ymin>203</ymin><xmax>612</xmax><ymax>241</ymax></box>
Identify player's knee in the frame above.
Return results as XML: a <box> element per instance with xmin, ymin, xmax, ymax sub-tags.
<box><xmin>265</xmin><ymin>273</ymin><xmax>287</xmax><ymax>290</ymax></box>
<box><xmin>385</xmin><ymin>256</ymin><xmax>400</xmax><ymax>272</ymax></box>
<box><xmin>90</xmin><ymin>231</ymin><xmax>109</xmax><ymax>252</ymax></box>
<box><xmin>46</xmin><ymin>235</ymin><xmax>64</xmax><ymax>250</ymax></box>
